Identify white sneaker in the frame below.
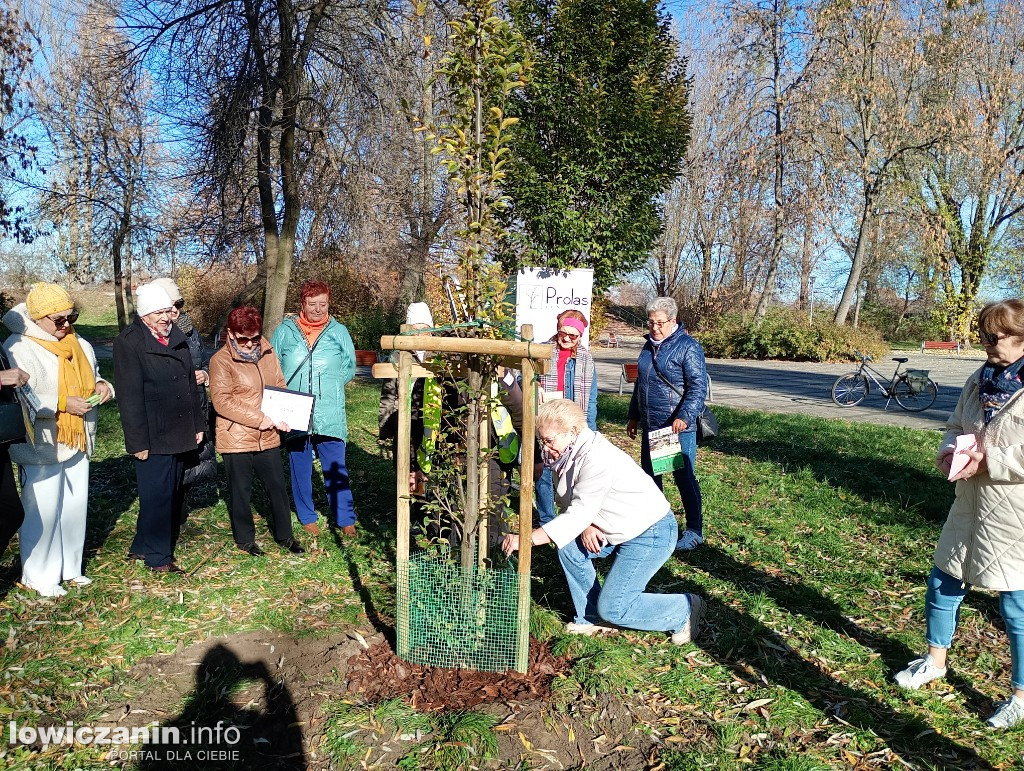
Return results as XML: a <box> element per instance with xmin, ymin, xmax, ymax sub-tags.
<box><xmin>894</xmin><ymin>655</ymin><xmax>947</xmax><ymax>690</ymax></box>
<box><xmin>565</xmin><ymin>622</ymin><xmax>616</xmax><ymax>636</ymax></box>
<box><xmin>676</xmin><ymin>530</ymin><xmax>704</xmax><ymax>551</ymax></box>
<box><xmin>23</xmin><ymin>583</ymin><xmax>67</xmax><ymax>598</ymax></box>
<box><xmin>69</xmin><ymin>576</ymin><xmax>92</xmax><ymax>586</ymax></box>
<box><xmin>671</xmin><ymin>595</ymin><xmax>705</xmax><ymax>645</ymax></box>
<box><xmin>987</xmin><ymin>695</ymin><xmax>1024</xmax><ymax>728</ymax></box>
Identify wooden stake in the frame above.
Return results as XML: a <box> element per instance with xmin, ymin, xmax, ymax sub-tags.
<box><xmin>395</xmin><ymin>350</ymin><xmax>413</xmax><ymax>659</ymax></box>
<box><xmin>515</xmin><ymin>325</ymin><xmax>537</xmax><ymax>673</ymax></box>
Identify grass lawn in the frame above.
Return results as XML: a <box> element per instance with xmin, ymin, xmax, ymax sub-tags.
<box><xmin>0</xmin><ymin>376</ymin><xmax>1020</xmax><ymax>769</ymax></box>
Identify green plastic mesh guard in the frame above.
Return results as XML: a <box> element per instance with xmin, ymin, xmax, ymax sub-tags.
<box><xmin>399</xmin><ymin>550</ymin><xmax>521</xmax><ymax>673</ymax></box>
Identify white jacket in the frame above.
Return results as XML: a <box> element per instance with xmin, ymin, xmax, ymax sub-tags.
<box><xmin>2</xmin><ymin>303</ymin><xmax>112</xmax><ymax>466</ymax></box>
<box><xmin>934</xmin><ymin>366</ymin><xmax>1024</xmax><ymax>591</ymax></box>
<box><xmin>542</xmin><ymin>428</ymin><xmax>672</xmax><ymax>549</ymax></box>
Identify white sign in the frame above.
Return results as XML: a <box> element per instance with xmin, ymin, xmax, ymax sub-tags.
<box><xmin>514</xmin><ymin>268</ymin><xmax>594</xmax><ymax>347</ymax></box>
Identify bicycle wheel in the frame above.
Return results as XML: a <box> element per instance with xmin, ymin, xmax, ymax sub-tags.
<box><xmin>893</xmin><ymin>377</ymin><xmax>938</xmax><ymax>412</ymax></box>
<box><xmin>832</xmin><ymin>373</ymin><xmax>868</xmax><ymax>406</ymax></box>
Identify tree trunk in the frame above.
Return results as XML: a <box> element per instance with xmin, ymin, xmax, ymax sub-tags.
<box><xmin>833</xmin><ymin>194</ymin><xmax>874</xmax><ymax>325</ymax></box>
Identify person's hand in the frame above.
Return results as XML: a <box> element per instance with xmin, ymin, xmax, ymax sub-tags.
<box><xmin>64</xmin><ymin>396</ymin><xmax>92</xmax><ymax>416</ymax></box>
<box><xmin>0</xmin><ymin>367</ymin><xmax>29</xmax><ymax>387</ymax></box>
<box><xmin>275</xmin><ymin>421</ymin><xmax>290</xmax><ymax>432</ymax></box>
<box><xmin>950</xmin><ymin>448</ymin><xmax>987</xmax><ymax>481</ymax></box>
<box><xmin>195</xmin><ymin>370</ymin><xmax>208</xmax><ymax>386</ymax></box>
<box><xmin>580</xmin><ymin>525</ymin><xmax>606</xmax><ymax>554</ymax></box>
<box><xmin>936</xmin><ymin>448</ymin><xmax>955</xmax><ymax>476</ymax></box>
<box><xmin>134</xmin><ymin>449</ymin><xmax>149</xmax><ymax>461</ymax></box>
<box><xmin>409</xmin><ymin>470</ymin><xmax>426</xmax><ymax>493</ymax></box>
<box><xmin>672</xmin><ymin>418</ymin><xmax>688</xmax><ymax>434</ymax></box>
<box><xmin>259</xmin><ymin>414</ymin><xmax>275</xmax><ymax>431</ymax></box>
<box><xmin>626</xmin><ymin>418</ymin><xmax>639</xmax><ymax>439</ymax></box>
<box><xmin>95</xmin><ymin>381</ymin><xmax>113</xmax><ymax>404</ymax></box>
<box><xmin>502</xmin><ymin>533</ymin><xmax>520</xmax><ymax>556</ymax></box>
<box><xmin>195</xmin><ymin>432</ymin><xmax>204</xmax><ymax>445</ymax></box>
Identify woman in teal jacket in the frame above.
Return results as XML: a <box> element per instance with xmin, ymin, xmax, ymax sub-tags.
<box><xmin>271</xmin><ymin>280</ymin><xmax>357</xmax><ymax>535</ymax></box>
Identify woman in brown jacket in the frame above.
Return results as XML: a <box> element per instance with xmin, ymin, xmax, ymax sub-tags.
<box><xmin>210</xmin><ymin>306</ymin><xmax>304</xmax><ymax>556</ymax></box>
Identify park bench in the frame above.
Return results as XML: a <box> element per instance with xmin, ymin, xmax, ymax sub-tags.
<box><xmin>920</xmin><ymin>340</ymin><xmax>960</xmax><ymax>354</ymax></box>
<box><xmin>619</xmin><ymin>362</ymin><xmax>638</xmax><ymax>394</ymax></box>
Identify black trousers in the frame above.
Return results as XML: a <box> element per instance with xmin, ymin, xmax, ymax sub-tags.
<box><xmin>131</xmin><ymin>453</ymin><xmax>186</xmax><ymax>568</ymax></box>
<box><xmin>224</xmin><ymin>449</ymin><xmax>293</xmax><ymax>546</ymax></box>
<box><xmin>0</xmin><ymin>445</ymin><xmax>24</xmax><ymax>559</ymax></box>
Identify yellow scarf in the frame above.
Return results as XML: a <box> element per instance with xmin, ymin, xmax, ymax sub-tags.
<box><xmin>31</xmin><ymin>332</ymin><xmax>96</xmax><ymax>451</ymax></box>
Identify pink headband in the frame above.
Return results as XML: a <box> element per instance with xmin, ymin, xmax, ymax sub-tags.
<box><xmin>559</xmin><ymin>318</ymin><xmax>586</xmax><ymax>336</ymax></box>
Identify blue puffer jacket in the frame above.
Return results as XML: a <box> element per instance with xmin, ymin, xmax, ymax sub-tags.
<box><xmin>628</xmin><ymin>326</ymin><xmax>707</xmax><ymax>432</ymax></box>
<box><xmin>271</xmin><ymin>316</ymin><xmax>356</xmax><ymax>440</ymax></box>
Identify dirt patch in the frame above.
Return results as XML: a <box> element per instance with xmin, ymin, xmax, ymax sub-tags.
<box><xmin>89</xmin><ymin>626</ymin><xmax>661</xmax><ymax>769</ymax></box>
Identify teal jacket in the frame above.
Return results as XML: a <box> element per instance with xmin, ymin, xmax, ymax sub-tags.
<box><xmin>271</xmin><ymin>316</ymin><xmax>356</xmax><ymax>440</ymax></box>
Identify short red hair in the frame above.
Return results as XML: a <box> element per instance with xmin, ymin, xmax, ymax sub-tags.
<box><xmin>300</xmin><ymin>280</ymin><xmax>331</xmax><ymax>304</ymax></box>
<box><xmin>227</xmin><ymin>305</ymin><xmax>263</xmax><ymax>335</ymax></box>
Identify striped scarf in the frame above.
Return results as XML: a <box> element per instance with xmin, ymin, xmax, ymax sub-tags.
<box><xmin>541</xmin><ymin>338</ymin><xmax>593</xmax><ymax>413</ymax></box>
<box><xmin>980</xmin><ymin>356</ymin><xmax>1024</xmax><ymax>425</ymax></box>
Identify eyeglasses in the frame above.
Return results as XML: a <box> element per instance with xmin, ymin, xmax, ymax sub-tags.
<box><xmin>647</xmin><ymin>318</ymin><xmax>672</xmax><ymax>328</ymax></box>
<box><xmin>980</xmin><ymin>330</ymin><xmax>1008</xmax><ymax>345</ymax></box>
<box><xmin>232</xmin><ymin>333</ymin><xmax>261</xmax><ymax>345</ymax></box>
<box><xmin>48</xmin><ymin>311</ymin><xmax>80</xmax><ymax>328</ymax></box>
<box><xmin>557</xmin><ymin>330</ymin><xmax>581</xmax><ymax>341</ymax></box>
<box><xmin>540</xmin><ymin>430</ymin><xmax>571</xmax><ymax>447</ymax></box>
<box><xmin>173</xmin><ymin>299</ymin><xmax>185</xmax><ymax>310</ymax></box>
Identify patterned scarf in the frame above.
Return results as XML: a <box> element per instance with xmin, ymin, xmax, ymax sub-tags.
<box><xmin>230</xmin><ymin>338</ymin><xmax>262</xmax><ymax>364</ymax></box>
<box><xmin>29</xmin><ymin>331</ymin><xmax>96</xmax><ymax>451</ymax></box>
<box><xmin>541</xmin><ymin>338</ymin><xmax>593</xmax><ymax>413</ymax></box>
<box><xmin>176</xmin><ymin>309</ymin><xmax>195</xmax><ymax>335</ymax></box>
<box><xmin>980</xmin><ymin>355</ymin><xmax>1024</xmax><ymax>425</ymax></box>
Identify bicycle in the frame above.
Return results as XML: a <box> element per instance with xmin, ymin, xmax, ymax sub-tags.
<box><xmin>831</xmin><ymin>353</ymin><xmax>938</xmax><ymax>412</ymax></box>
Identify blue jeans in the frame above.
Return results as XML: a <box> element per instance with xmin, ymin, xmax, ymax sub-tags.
<box><xmin>640</xmin><ymin>429</ymin><xmax>702</xmax><ymax>535</ymax></box>
<box><xmin>557</xmin><ymin>511</ymin><xmax>693</xmax><ymax>631</ymax></box>
<box><xmin>926</xmin><ymin>566</ymin><xmax>1024</xmax><ymax>689</ymax></box>
<box><xmin>536</xmin><ymin>467</ymin><xmax>556</xmax><ymax>526</ymax></box>
<box><xmin>285</xmin><ymin>435</ymin><xmax>356</xmax><ymax>527</ymax></box>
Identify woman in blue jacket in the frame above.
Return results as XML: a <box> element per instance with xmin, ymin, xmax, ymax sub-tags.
<box><xmin>627</xmin><ymin>297</ymin><xmax>707</xmax><ymax>550</ymax></box>
<box><xmin>271</xmin><ymin>280</ymin><xmax>357</xmax><ymax>536</ymax></box>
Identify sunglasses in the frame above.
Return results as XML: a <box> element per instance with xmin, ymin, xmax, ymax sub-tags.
<box><xmin>49</xmin><ymin>311</ymin><xmax>80</xmax><ymax>328</ymax></box>
<box><xmin>232</xmin><ymin>333</ymin><xmax>261</xmax><ymax>345</ymax></box>
<box><xmin>980</xmin><ymin>330</ymin><xmax>1008</xmax><ymax>346</ymax></box>
<box><xmin>557</xmin><ymin>330</ymin><xmax>581</xmax><ymax>341</ymax></box>
<box><xmin>173</xmin><ymin>299</ymin><xmax>185</xmax><ymax>310</ymax></box>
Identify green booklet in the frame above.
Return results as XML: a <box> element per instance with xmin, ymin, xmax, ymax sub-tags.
<box><xmin>648</xmin><ymin>427</ymin><xmax>685</xmax><ymax>476</ymax></box>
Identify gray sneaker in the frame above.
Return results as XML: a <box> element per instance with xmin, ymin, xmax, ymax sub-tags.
<box><xmin>894</xmin><ymin>655</ymin><xmax>947</xmax><ymax>690</ymax></box>
<box><xmin>987</xmin><ymin>695</ymin><xmax>1024</xmax><ymax>729</ymax></box>
<box><xmin>671</xmin><ymin>594</ymin><xmax>705</xmax><ymax>645</ymax></box>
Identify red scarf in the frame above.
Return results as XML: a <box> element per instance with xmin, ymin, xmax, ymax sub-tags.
<box><xmin>296</xmin><ymin>312</ymin><xmax>328</xmax><ymax>349</ymax></box>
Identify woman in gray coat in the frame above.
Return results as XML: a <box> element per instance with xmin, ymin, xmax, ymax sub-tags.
<box><xmin>895</xmin><ymin>299</ymin><xmax>1024</xmax><ymax>729</ymax></box>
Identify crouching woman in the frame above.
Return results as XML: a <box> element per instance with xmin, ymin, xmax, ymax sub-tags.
<box><xmin>502</xmin><ymin>399</ymin><xmax>705</xmax><ymax>643</ymax></box>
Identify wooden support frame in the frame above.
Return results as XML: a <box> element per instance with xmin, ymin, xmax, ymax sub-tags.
<box><xmin>378</xmin><ymin>325</ymin><xmax>550</xmax><ymax>674</ymax></box>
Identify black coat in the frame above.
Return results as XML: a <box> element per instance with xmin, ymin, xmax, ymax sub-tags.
<box><xmin>113</xmin><ymin>317</ymin><xmax>205</xmax><ymax>456</ymax></box>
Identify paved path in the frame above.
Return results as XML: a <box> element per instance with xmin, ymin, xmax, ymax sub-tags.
<box><xmin>592</xmin><ymin>343</ymin><xmax>987</xmax><ymax>432</ymax></box>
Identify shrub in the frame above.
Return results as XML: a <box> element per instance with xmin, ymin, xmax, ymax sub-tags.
<box><xmin>340</xmin><ymin>308</ymin><xmax>402</xmax><ymax>352</ymax></box>
<box><xmin>697</xmin><ymin>308</ymin><xmax>888</xmax><ymax>362</ymax></box>
<box><xmin>175</xmin><ymin>264</ymin><xmax>256</xmax><ymax>337</ymax></box>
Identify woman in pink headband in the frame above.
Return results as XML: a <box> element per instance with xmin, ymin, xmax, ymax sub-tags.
<box><xmin>536</xmin><ymin>310</ymin><xmax>598</xmax><ymax>537</ymax></box>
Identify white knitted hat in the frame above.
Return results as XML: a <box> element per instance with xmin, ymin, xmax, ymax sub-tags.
<box><xmin>135</xmin><ymin>283</ymin><xmax>174</xmax><ymax>317</ymax></box>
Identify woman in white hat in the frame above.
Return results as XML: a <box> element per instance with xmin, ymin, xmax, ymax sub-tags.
<box><xmin>113</xmin><ymin>282</ymin><xmax>205</xmax><ymax>574</ymax></box>
<box><xmin>2</xmin><ymin>283</ymin><xmax>114</xmax><ymax>596</ymax></box>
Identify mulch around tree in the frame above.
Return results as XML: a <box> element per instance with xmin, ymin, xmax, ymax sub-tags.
<box><xmin>345</xmin><ymin>636</ymin><xmax>572</xmax><ymax>711</ymax></box>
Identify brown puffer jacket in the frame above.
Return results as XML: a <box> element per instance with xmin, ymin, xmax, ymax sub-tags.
<box><xmin>210</xmin><ymin>339</ymin><xmax>287</xmax><ymax>454</ymax></box>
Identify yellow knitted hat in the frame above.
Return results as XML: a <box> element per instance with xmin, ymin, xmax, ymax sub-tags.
<box><xmin>26</xmin><ymin>283</ymin><xmax>74</xmax><ymax>320</ymax></box>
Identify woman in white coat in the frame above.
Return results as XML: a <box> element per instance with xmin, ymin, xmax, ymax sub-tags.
<box><xmin>2</xmin><ymin>284</ymin><xmax>113</xmax><ymax>596</ymax></box>
<box><xmin>503</xmin><ymin>399</ymin><xmax>705</xmax><ymax>641</ymax></box>
<box><xmin>895</xmin><ymin>299</ymin><xmax>1024</xmax><ymax>728</ymax></box>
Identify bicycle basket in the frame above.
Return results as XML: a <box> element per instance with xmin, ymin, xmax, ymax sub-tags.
<box><xmin>907</xmin><ymin>369</ymin><xmax>930</xmax><ymax>394</ymax></box>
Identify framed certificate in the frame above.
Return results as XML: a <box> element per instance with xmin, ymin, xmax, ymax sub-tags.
<box><xmin>261</xmin><ymin>386</ymin><xmax>315</xmax><ymax>434</ymax></box>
